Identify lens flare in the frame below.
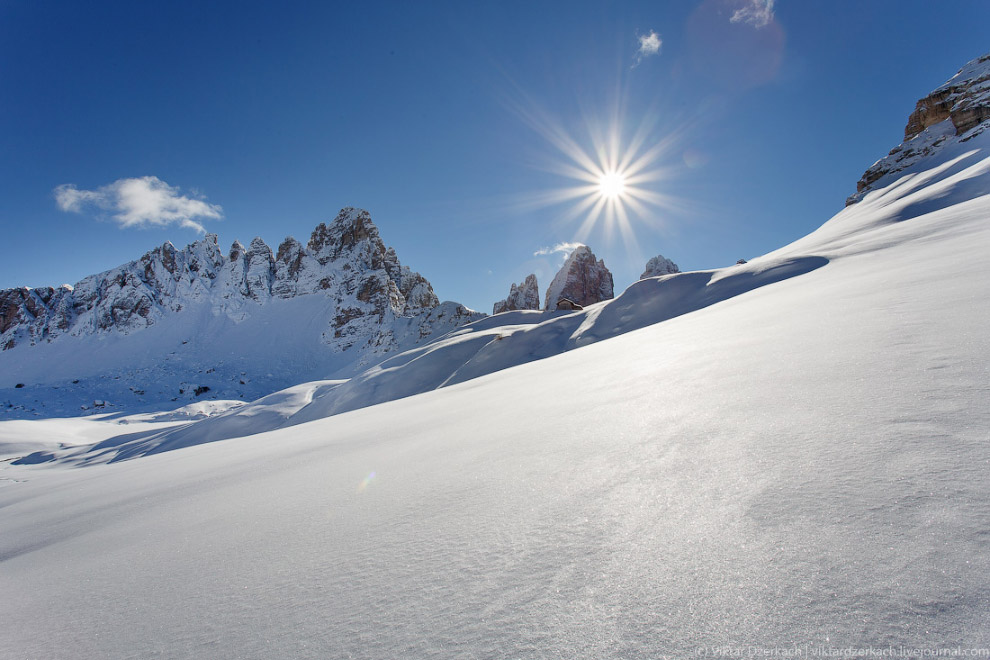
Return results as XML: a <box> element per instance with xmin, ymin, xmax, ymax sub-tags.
<box><xmin>357</xmin><ymin>471</ymin><xmax>376</xmax><ymax>493</ymax></box>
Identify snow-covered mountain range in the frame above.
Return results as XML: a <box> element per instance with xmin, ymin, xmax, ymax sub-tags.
<box><xmin>1</xmin><ymin>207</ymin><xmax>478</xmax><ymax>353</ymax></box>
<box><xmin>1</xmin><ymin>207</ymin><xmax>483</xmax><ymax>413</ymax></box>
<box><xmin>1</xmin><ymin>53</ymin><xmax>990</xmax><ymax>659</ymax></box>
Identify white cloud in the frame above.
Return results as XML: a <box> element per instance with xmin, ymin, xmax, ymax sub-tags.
<box><xmin>633</xmin><ymin>30</ymin><xmax>662</xmax><ymax>67</ymax></box>
<box><xmin>534</xmin><ymin>242</ymin><xmax>584</xmax><ymax>258</ymax></box>
<box><xmin>54</xmin><ymin>176</ymin><xmax>223</xmax><ymax>233</ymax></box>
<box><xmin>730</xmin><ymin>0</ymin><xmax>775</xmax><ymax>28</ymax></box>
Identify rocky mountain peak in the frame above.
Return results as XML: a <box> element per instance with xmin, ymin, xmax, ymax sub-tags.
<box><xmin>543</xmin><ymin>246</ymin><xmax>613</xmax><ymax>311</ymax></box>
<box><xmin>849</xmin><ymin>53</ymin><xmax>990</xmax><ymax>205</ymax></box>
<box><xmin>904</xmin><ymin>54</ymin><xmax>990</xmax><ymax>140</ymax></box>
<box><xmin>308</xmin><ymin>207</ymin><xmax>386</xmax><ymax>267</ymax></box>
<box><xmin>0</xmin><ymin>208</ymin><xmax>481</xmax><ymax>367</ymax></box>
<box><xmin>229</xmin><ymin>240</ymin><xmax>246</xmax><ymax>261</ymax></box>
<box><xmin>275</xmin><ymin>236</ymin><xmax>304</xmax><ymax>263</ymax></box>
<box><xmin>640</xmin><ymin>254</ymin><xmax>680</xmax><ymax>279</ymax></box>
<box><xmin>493</xmin><ymin>274</ymin><xmax>540</xmax><ymax>314</ymax></box>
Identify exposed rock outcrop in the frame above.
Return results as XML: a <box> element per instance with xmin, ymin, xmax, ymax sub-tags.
<box><xmin>543</xmin><ymin>246</ymin><xmax>613</xmax><ymax>311</ymax></box>
<box><xmin>904</xmin><ymin>54</ymin><xmax>990</xmax><ymax>140</ymax></box>
<box><xmin>0</xmin><ymin>285</ymin><xmax>73</xmax><ymax>350</ymax></box>
<box><xmin>849</xmin><ymin>53</ymin><xmax>990</xmax><ymax>205</ymax></box>
<box><xmin>493</xmin><ymin>274</ymin><xmax>540</xmax><ymax>314</ymax></box>
<box><xmin>0</xmin><ymin>208</ymin><xmax>482</xmax><ymax>363</ymax></box>
<box><xmin>640</xmin><ymin>255</ymin><xmax>680</xmax><ymax>279</ymax></box>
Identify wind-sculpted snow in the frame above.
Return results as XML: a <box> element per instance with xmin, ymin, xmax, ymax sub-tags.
<box><xmin>24</xmin><ymin>254</ymin><xmax>828</xmax><ymax>463</ymax></box>
<box><xmin>229</xmin><ymin>256</ymin><xmax>825</xmax><ymax>425</ymax></box>
<box><xmin>100</xmin><ymin>381</ymin><xmax>344</xmax><ymax>463</ymax></box>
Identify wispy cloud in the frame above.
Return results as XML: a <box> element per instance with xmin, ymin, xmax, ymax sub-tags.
<box><xmin>633</xmin><ymin>30</ymin><xmax>662</xmax><ymax>67</ymax></box>
<box><xmin>534</xmin><ymin>242</ymin><xmax>583</xmax><ymax>258</ymax></box>
<box><xmin>730</xmin><ymin>0</ymin><xmax>775</xmax><ymax>28</ymax></box>
<box><xmin>54</xmin><ymin>176</ymin><xmax>223</xmax><ymax>233</ymax></box>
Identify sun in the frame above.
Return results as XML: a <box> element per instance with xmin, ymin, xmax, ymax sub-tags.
<box><xmin>505</xmin><ymin>89</ymin><xmax>687</xmax><ymax>256</ymax></box>
<box><xmin>598</xmin><ymin>171</ymin><xmax>626</xmax><ymax>199</ymax></box>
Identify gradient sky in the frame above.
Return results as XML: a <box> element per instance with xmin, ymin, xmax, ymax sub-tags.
<box><xmin>2</xmin><ymin>0</ymin><xmax>988</xmax><ymax>312</ymax></box>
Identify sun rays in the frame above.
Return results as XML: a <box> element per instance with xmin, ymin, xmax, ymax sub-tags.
<box><xmin>506</xmin><ymin>91</ymin><xmax>689</xmax><ymax>258</ymax></box>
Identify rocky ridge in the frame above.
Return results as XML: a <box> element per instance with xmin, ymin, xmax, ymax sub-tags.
<box><xmin>493</xmin><ymin>274</ymin><xmax>540</xmax><ymax>314</ymax></box>
<box><xmin>848</xmin><ymin>53</ymin><xmax>990</xmax><ymax>205</ymax></box>
<box><xmin>543</xmin><ymin>246</ymin><xmax>614</xmax><ymax>311</ymax></box>
<box><xmin>0</xmin><ymin>208</ymin><xmax>480</xmax><ymax>359</ymax></box>
<box><xmin>640</xmin><ymin>255</ymin><xmax>680</xmax><ymax>279</ymax></box>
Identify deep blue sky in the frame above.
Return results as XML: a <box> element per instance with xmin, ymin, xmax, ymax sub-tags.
<box><xmin>2</xmin><ymin>0</ymin><xmax>988</xmax><ymax>311</ymax></box>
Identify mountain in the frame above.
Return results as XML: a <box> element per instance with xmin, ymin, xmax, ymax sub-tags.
<box><xmin>848</xmin><ymin>53</ymin><xmax>990</xmax><ymax>205</ymax></box>
<box><xmin>542</xmin><ymin>245</ymin><xmax>614</xmax><ymax>310</ymax></box>
<box><xmin>2</xmin><ymin>55</ymin><xmax>990</xmax><ymax>658</ymax></box>
<box><xmin>492</xmin><ymin>274</ymin><xmax>540</xmax><ymax>314</ymax></box>
<box><xmin>0</xmin><ymin>208</ymin><xmax>482</xmax><ymax>416</ymax></box>
<box><xmin>639</xmin><ymin>254</ymin><xmax>680</xmax><ymax>279</ymax></box>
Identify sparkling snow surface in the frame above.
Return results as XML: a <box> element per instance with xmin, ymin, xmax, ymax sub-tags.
<box><xmin>1</xmin><ymin>142</ymin><xmax>989</xmax><ymax>656</ymax></box>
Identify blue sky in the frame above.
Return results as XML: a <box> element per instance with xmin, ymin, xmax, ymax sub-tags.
<box><xmin>2</xmin><ymin>0</ymin><xmax>988</xmax><ymax>312</ymax></box>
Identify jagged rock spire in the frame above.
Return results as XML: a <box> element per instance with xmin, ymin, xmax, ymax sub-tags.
<box><xmin>543</xmin><ymin>246</ymin><xmax>613</xmax><ymax>311</ymax></box>
<box><xmin>493</xmin><ymin>274</ymin><xmax>540</xmax><ymax>314</ymax></box>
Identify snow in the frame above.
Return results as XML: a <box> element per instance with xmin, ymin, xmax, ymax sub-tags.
<box><xmin>0</xmin><ymin>408</ymin><xmax>232</xmax><ymax>464</ymax></box>
<box><xmin>933</xmin><ymin>53</ymin><xmax>990</xmax><ymax>103</ymax></box>
<box><xmin>1</xmin><ymin>121</ymin><xmax>990</xmax><ymax>657</ymax></box>
<box><xmin>0</xmin><ymin>209</ymin><xmax>482</xmax><ymax>417</ymax></box>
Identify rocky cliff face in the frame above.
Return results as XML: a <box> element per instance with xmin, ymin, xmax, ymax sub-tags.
<box><xmin>640</xmin><ymin>255</ymin><xmax>680</xmax><ymax>279</ymax></box>
<box><xmin>848</xmin><ymin>53</ymin><xmax>990</xmax><ymax>205</ymax></box>
<box><xmin>493</xmin><ymin>274</ymin><xmax>540</xmax><ymax>314</ymax></box>
<box><xmin>0</xmin><ymin>286</ymin><xmax>73</xmax><ymax>351</ymax></box>
<box><xmin>543</xmin><ymin>246</ymin><xmax>613</xmax><ymax>311</ymax></box>
<box><xmin>0</xmin><ymin>208</ymin><xmax>480</xmax><ymax>361</ymax></box>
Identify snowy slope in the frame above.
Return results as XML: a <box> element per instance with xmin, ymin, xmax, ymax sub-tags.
<box><xmin>1</xmin><ymin>165</ymin><xmax>988</xmax><ymax>655</ymax></box>
<box><xmin>11</xmin><ymin>251</ymin><xmax>832</xmax><ymax>464</ymax></box>
<box><xmin>2</xmin><ymin>61</ymin><xmax>990</xmax><ymax>657</ymax></box>
<box><xmin>7</xmin><ymin>131</ymin><xmax>990</xmax><ymax>464</ymax></box>
<box><xmin>1</xmin><ymin>137</ymin><xmax>989</xmax><ymax>657</ymax></box>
